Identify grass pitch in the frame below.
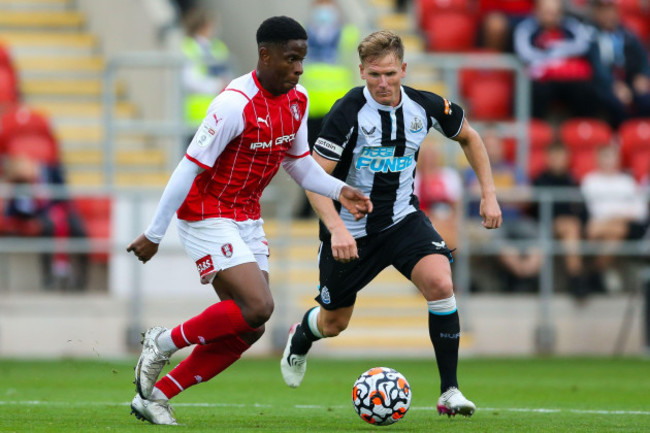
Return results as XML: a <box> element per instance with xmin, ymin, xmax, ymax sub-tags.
<box><xmin>0</xmin><ymin>357</ymin><xmax>648</xmax><ymax>432</ymax></box>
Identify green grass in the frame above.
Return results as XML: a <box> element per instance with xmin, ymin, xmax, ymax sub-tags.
<box><xmin>0</xmin><ymin>357</ymin><xmax>649</xmax><ymax>432</ymax></box>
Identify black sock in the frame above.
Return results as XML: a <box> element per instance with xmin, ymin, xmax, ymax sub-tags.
<box><xmin>289</xmin><ymin>307</ymin><xmax>321</xmax><ymax>355</ymax></box>
<box><xmin>428</xmin><ymin>311</ymin><xmax>460</xmax><ymax>394</ymax></box>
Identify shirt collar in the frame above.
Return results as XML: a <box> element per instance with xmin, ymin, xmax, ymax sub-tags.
<box><xmin>363</xmin><ymin>86</ymin><xmax>405</xmax><ymax>111</ymax></box>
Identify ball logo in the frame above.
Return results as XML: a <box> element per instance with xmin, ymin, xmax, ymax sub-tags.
<box><xmin>221</xmin><ymin>243</ymin><xmax>234</xmax><ymax>258</ymax></box>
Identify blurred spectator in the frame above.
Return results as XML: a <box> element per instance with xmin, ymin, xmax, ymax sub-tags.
<box><xmin>464</xmin><ymin>128</ymin><xmax>542</xmax><ymax>292</ymax></box>
<box><xmin>581</xmin><ymin>145</ymin><xmax>648</xmax><ymax>290</ymax></box>
<box><xmin>587</xmin><ymin>0</ymin><xmax>650</xmax><ymax>128</ymax></box>
<box><xmin>514</xmin><ymin>0</ymin><xmax>598</xmax><ymax>119</ymax></box>
<box><xmin>1</xmin><ymin>155</ymin><xmax>88</xmax><ymax>291</ymax></box>
<box><xmin>478</xmin><ymin>0</ymin><xmax>535</xmax><ymax>52</ymax></box>
<box><xmin>296</xmin><ymin>0</ymin><xmax>357</xmax><ymax>218</ymax></box>
<box><xmin>532</xmin><ymin>143</ymin><xmax>590</xmax><ymax>299</ymax></box>
<box><xmin>415</xmin><ymin>138</ymin><xmax>463</xmax><ymax>247</ymax></box>
<box><xmin>180</xmin><ymin>8</ymin><xmax>233</xmax><ymax>132</ymax></box>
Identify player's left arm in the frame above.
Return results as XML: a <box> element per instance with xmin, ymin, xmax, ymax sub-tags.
<box><xmin>283</xmin><ymin>106</ymin><xmax>372</xmax><ymax>219</ymax></box>
<box><xmin>452</xmin><ymin>119</ymin><xmax>502</xmax><ymax>229</ymax></box>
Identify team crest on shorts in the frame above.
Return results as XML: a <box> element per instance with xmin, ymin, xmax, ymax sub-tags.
<box><xmin>320</xmin><ymin>286</ymin><xmax>331</xmax><ymax>304</ymax></box>
<box><xmin>290</xmin><ymin>103</ymin><xmax>300</xmax><ymax>121</ymax></box>
<box><xmin>221</xmin><ymin>243</ymin><xmax>234</xmax><ymax>258</ymax></box>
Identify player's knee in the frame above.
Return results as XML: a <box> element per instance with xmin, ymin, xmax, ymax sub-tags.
<box><xmin>241</xmin><ymin>297</ymin><xmax>274</xmax><ymax>328</ymax></box>
<box><xmin>421</xmin><ymin>274</ymin><xmax>454</xmax><ymax>300</ymax></box>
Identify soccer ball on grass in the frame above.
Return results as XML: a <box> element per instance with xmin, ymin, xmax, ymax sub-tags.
<box><xmin>351</xmin><ymin>367</ymin><xmax>411</xmax><ymax>426</ymax></box>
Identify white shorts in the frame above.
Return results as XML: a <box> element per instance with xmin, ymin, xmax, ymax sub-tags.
<box><xmin>177</xmin><ymin>217</ymin><xmax>269</xmax><ymax>284</ymax></box>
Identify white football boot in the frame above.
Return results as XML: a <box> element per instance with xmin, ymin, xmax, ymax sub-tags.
<box><xmin>135</xmin><ymin>326</ymin><xmax>172</xmax><ymax>399</ymax></box>
<box><xmin>280</xmin><ymin>323</ymin><xmax>307</xmax><ymax>388</ymax></box>
<box><xmin>437</xmin><ymin>387</ymin><xmax>476</xmax><ymax>417</ymax></box>
<box><xmin>130</xmin><ymin>394</ymin><xmax>177</xmax><ymax>425</ymax></box>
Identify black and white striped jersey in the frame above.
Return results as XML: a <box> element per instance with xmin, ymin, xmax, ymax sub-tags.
<box><xmin>313</xmin><ymin>85</ymin><xmax>464</xmax><ymax>240</ymax></box>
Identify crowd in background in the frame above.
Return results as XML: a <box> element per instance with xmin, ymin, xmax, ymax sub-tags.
<box><xmin>1</xmin><ymin>0</ymin><xmax>649</xmax><ymax>298</ymax></box>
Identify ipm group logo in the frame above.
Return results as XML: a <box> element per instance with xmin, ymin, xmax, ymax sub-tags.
<box><xmin>355</xmin><ymin>146</ymin><xmax>414</xmax><ymax>173</ymax></box>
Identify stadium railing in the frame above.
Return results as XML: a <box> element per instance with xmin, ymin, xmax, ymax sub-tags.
<box><xmin>455</xmin><ymin>186</ymin><xmax>650</xmax><ymax>353</ymax></box>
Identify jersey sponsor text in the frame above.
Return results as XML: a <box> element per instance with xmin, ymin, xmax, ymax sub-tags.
<box><xmin>355</xmin><ymin>146</ymin><xmax>414</xmax><ymax>173</ymax></box>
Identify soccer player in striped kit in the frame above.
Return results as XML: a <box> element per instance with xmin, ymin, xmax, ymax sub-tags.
<box><xmin>281</xmin><ymin>30</ymin><xmax>503</xmax><ymax>418</ymax></box>
<box><xmin>126</xmin><ymin>16</ymin><xmax>372</xmax><ymax>425</ymax></box>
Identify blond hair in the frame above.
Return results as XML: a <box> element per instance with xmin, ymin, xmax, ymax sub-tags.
<box><xmin>357</xmin><ymin>30</ymin><xmax>404</xmax><ymax>64</ymax></box>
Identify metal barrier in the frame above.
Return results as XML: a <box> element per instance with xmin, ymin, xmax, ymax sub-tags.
<box><xmin>455</xmin><ymin>186</ymin><xmax>650</xmax><ymax>353</ymax></box>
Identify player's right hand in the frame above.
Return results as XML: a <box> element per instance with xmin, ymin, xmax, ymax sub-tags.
<box><xmin>126</xmin><ymin>234</ymin><xmax>159</xmax><ymax>263</ymax></box>
<box><xmin>331</xmin><ymin>226</ymin><xmax>358</xmax><ymax>263</ymax></box>
<box><xmin>339</xmin><ymin>185</ymin><xmax>373</xmax><ymax>221</ymax></box>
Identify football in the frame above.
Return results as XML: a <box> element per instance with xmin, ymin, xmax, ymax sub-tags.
<box><xmin>351</xmin><ymin>367</ymin><xmax>412</xmax><ymax>426</ymax></box>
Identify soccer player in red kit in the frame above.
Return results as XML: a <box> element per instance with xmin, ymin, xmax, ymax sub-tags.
<box><xmin>126</xmin><ymin>16</ymin><xmax>372</xmax><ymax>425</ymax></box>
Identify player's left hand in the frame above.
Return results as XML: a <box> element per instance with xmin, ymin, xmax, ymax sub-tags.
<box><xmin>339</xmin><ymin>185</ymin><xmax>373</xmax><ymax>221</ymax></box>
<box><xmin>480</xmin><ymin>194</ymin><xmax>502</xmax><ymax>229</ymax></box>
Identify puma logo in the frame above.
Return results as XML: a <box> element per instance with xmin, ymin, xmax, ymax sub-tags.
<box><xmin>432</xmin><ymin>241</ymin><xmax>446</xmax><ymax>249</ymax></box>
<box><xmin>257</xmin><ymin>116</ymin><xmax>269</xmax><ymax>126</ymax></box>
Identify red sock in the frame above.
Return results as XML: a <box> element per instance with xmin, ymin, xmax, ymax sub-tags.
<box><xmin>155</xmin><ymin>334</ymin><xmax>250</xmax><ymax>399</ymax></box>
<box><xmin>170</xmin><ymin>300</ymin><xmax>254</xmax><ymax>348</ymax></box>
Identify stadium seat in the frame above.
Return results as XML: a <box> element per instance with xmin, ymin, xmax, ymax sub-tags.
<box><xmin>502</xmin><ymin>120</ymin><xmax>555</xmax><ymax>178</ymax></box>
<box><xmin>617</xmin><ymin>0</ymin><xmax>647</xmax><ymax>14</ymax></box>
<box><xmin>559</xmin><ymin>118</ymin><xmax>613</xmax><ymax>181</ymax></box>
<box><xmin>0</xmin><ymin>106</ymin><xmax>60</xmax><ymax>165</ymax></box>
<box><xmin>416</xmin><ymin>0</ymin><xmax>475</xmax><ymax>29</ymax></box>
<box><xmin>464</xmin><ymin>71</ymin><xmax>513</xmax><ymax>120</ymax></box>
<box><xmin>530</xmin><ymin>119</ymin><xmax>555</xmax><ymax>149</ymax></box>
<box><xmin>74</xmin><ymin>196</ymin><xmax>112</xmax><ymax>263</ymax></box>
<box><xmin>424</xmin><ymin>13</ymin><xmax>477</xmax><ymax>52</ymax></box>
<box><xmin>559</xmin><ymin>118</ymin><xmax>613</xmax><ymax>151</ymax></box>
<box><xmin>619</xmin><ymin>118</ymin><xmax>650</xmax><ymax>171</ymax></box>
<box><xmin>0</xmin><ymin>44</ymin><xmax>19</xmax><ymax>109</ymax></box>
<box><xmin>621</xmin><ymin>14</ymin><xmax>649</xmax><ymax>42</ymax></box>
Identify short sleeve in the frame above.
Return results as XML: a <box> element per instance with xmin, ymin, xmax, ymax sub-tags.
<box><xmin>404</xmin><ymin>87</ymin><xmax>465</xmax><ymax>139</ymax></box>
<box><xmin>285</xmin><ymin>105</ymin><xmax>310</xmax><ymax>159</ymax></box>
<box><xmin>313</xmin><ymin>87</ymin><xmax>364</xmax><ymax>162</ymax></box>
<box><xmin>185</xmin><ymin>90</ymin><xmax>247</xmax><ymax>169</ymax></box>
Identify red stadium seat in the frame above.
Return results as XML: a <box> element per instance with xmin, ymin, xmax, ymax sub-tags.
<box><xmin>464</xmin><ymin>71</ymin><xmax>513</xmax><ymax>120</ymax></box>
<box><xmin>621</xmin><ymin>14</ymin><xmax>650</xmax><ymax>42</ymax></box>
<box><xmin>559</xmin><ymin>119</ymin><xmax>612</xmax><ymax>181</ymax></box>
<box><xmin>425</xmin><ymin>13</ymin><xmax>477</xmax><ymax>52</ymax></box>
<box><xmin>0</xmin><ymin>44</ymin><xmax>19</xmax><ymax>109</ymax></box>
<box><xmin>529</xmin><ymin>119</ymin><xmax>555</xmax><ymax>149</ymax></box>
<box><xmin>0</xmin><ymin>106</ymin><xmax>60</xmax><ymax>165</ymax></box>
<box><xmin>74</xmin><ymin>196</ymin><xmax>112</xmax><ymax>263</ymax></box>
<box><xmin>417</xmin><ymin>0</ymin><xmax>476</xmax><ymax>29</ymax></box>
<box><xmin>559</xmin><ymin>118</ymin><xmax>613</xmax><ymax>151</ymax></box>
<box><xmin>467</xmin><ymin>78</ymin><xmax>512</xmax><ymax>120</ymax></box>
<box><xmin>503</xmin><ymin>120</ymin><xmax>555</xmax><ymax>177</ymax></box>
<box><xmin>617</xmin><ymin>0</ymin><xmax>647</xmax><ymax>14</ymax></box>
<box><xmin>627</xmin><ymin>150</ymin><xmax>650</xmax><ymax>182</ymax></box>
<box><xmin>619</xmin><ymin>118</ymin><xmax>650</xmax><ymax>170</ymax></box>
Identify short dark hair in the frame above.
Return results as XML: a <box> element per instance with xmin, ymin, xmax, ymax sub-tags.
<box><xmin>256</xmin><ymin>16</ymin><xmax>307</xmax><ymax>46</ymax></box>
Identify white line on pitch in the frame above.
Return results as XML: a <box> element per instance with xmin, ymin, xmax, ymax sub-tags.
<box><xmin>0</xmin><ymin>401</ymin><xmax>648</xmax><ymax>416</ymax></box>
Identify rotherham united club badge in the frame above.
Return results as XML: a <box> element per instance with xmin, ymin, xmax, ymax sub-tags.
<box><xmin>290</xmin><ymin>103</ymin><xmax>300</xmax><ymax>121</ymax></box>
<box><xmin>221</xmin><ymin>243</ymin><xmax>233</xmax><ymax>258</ymax></box>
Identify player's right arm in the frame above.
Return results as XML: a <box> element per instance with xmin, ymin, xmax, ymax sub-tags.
<box><xmin>306</xmin><ymin>153</ymin><xmax>359</xmax><ymax>263</ymax></box>
<box><xmin>126</xmin><ymin>90</ymin><xmax>246</xmax><ymax>263</ymax></box>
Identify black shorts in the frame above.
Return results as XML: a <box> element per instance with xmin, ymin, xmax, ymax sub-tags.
<box><xmin>315</xmin><ymin>210</ymin><xmax>453</xmax><ymax>310</ymax></box>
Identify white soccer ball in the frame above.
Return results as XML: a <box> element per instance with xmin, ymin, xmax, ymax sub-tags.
<box><xmin>352</xmin><ymin>367</ymin><xmax>412</xmax><ymax>426</ymax></box>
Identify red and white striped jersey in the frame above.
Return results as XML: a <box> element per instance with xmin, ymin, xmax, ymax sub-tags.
<box><xmin>178</xmin><ymin>70</ymin><xmax>310</xmax><ymax>221</ymax></box>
